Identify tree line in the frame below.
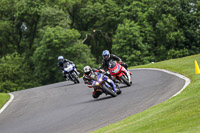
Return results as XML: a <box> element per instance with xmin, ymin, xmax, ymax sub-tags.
<box><xmin>0</xmin><ymin>0</ymin><xmax>199</xmax><ymax>92</ymax></box>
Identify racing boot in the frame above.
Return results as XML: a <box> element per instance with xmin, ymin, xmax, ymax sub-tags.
<box><xmin>92</xmin><ymin>90</ymin><xmax>102</xmax><ymax>99</ymax></box>
<box><xmin>66</xmin><ymin>74</ymin><xmax>71</xmax><ymax>81</ymax></box>
<box><xmin>66</xmin><ymin>77</ymin><xmax>71</xmax><ymax>81</ymax></box>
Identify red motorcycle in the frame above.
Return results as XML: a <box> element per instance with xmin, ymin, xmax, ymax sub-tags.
<box><xmin>108</xmin><ymin>61</ymin><xmax>132</xmax><ymax>86</ymax></box>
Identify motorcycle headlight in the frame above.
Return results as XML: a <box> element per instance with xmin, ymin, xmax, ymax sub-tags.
<box><xmin>95</xmin><ymin>82</ymin><xmax>99</xmax><ymax>86</ymax></box>
<box><xmin>99</xmin><ymin>78</ymin><xmax>103</xmax><ymax>82</ymax></box>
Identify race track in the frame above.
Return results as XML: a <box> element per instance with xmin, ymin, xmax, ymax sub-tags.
<box><xmin>0</xmin><ymin>69</ymin><xmax>186</xmax><ymax>133</ymax></box>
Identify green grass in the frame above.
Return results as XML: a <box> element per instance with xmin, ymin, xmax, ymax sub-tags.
<box><xmin>92</xmin><ymin>54</ymin><xmax>200</xmax><ymax>133</ymax></box>
<box><xmin>0</xmin><ymin>93</ymin><xmax>10</xmax><ymax>109</ymax></box>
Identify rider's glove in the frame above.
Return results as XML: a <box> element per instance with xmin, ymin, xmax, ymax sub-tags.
<box><xmin>99</xmin><ymin>69</ymin><xmax>104</xmax><ymax>73</ymax></box>
<box><xmin>106</xmin><ymin>71</ymin><xmax>110</xmax><ymax>75</ymax></box>
<box><xmin>119</xmin><ymin>61</ymin><xmax>123</xmax><ymax>64</ymax></box>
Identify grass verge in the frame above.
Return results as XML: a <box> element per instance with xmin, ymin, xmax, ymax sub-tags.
<box><xmin>92</xmin><ymin>54</ymin><xmax>200</xmax><ymax>133</ymax></box>
<box><xmin>0</xmin><ymin>93</ymin><xmax>10</xmax><ymax>109</ymax></box>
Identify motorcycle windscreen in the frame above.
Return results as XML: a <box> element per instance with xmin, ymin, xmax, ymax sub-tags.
<box><xmin>97</xmin><ymin>73</ymin><xmax>104</xmax><ymax>82</ymax></box>
<box><xmin>109</xmin><ymin>61</ymin><xmax>120</xmax><ymax>73</ymax></box>
<box><xmin>63</xmin><ymin>63</ymin><xmax>70</xmax><ymax>68</ymax></box>
<box><xmin>108</xmin><ymin>60</ymin><xmax>116</xmax><ymax>69</ymax></box>
<box><xmin>63</xmin><ymin>63</ymin><xmax>73</xmax><ymax>72</ymax></box>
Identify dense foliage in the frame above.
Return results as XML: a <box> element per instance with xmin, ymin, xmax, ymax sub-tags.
<box><xmin>0</xmin><ymin>0</ymin><xmax>199</xmax><ymax>92</ymax></box>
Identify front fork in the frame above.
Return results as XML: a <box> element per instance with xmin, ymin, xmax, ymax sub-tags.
<box><xmin>105</xmin><ymin>78</ymin><xmax>117</xmax><ymax>92</ymax></box>
<box><xmin>122</xmin><ymin>67</ymin><xmax>131</xmax><ymax>83</ymax></box>
<box><xmin>74</xmin><ymin>69</ymin><xmax>79</xmax><ymax>75</ymax></box>
<box><xmin>72</xmin><ymin>65</ymin><xmax>79</xmax><ymax>75</ymax></box>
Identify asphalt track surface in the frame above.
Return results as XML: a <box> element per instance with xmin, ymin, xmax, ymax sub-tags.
<box><xmin>0</xmin><ymin>69</ymin><xmax>185</xmax><ymax>133</ymax></box>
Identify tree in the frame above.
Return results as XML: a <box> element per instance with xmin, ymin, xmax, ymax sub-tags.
<box><xmin>113</xmin><ymin>19</ymin><xmax>150</xmax><ymax>66</ymax></box>
<box><xmin>0</xmin><ymin>0</ymin><xmax>18</xmax><ymax>57</ymax></box>
<box><xmin>0</xmin><ymin>21</ymin><xmax>16</xmax><ymax>57</ymax></box>
<box><xmin>0</xmin><ymin>54</ymin><xmax>39</xmax><ymax>92</ymax></box>
<box><xmin>33</xmin><ymin>26</ymin><xmax>95</xmax><ymax>84</ymax></box>
<box><xmin>13</xmin><ymin>0</ymin><xmax>43</xmax><ymax>54</ymax></box>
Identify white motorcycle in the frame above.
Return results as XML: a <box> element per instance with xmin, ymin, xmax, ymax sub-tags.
<box><xmin>63</xmin><ymin>63</ymin><xmax>80</xmax><ymax>84</ymax></box>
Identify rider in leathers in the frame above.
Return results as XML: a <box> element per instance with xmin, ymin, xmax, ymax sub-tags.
<box><xmin>101</xmin><ymin>50</ymin><xmax>129</xmax><ymax>71</ymax></box>
<box><xmin>100</xmin><ymin>50</ymin><xmax>132</xmax><ymax>83</ymax></box>
<box><xmin>83</xmin><ymin>66</ymin><xmax>121</xmax><ymax>98</ymax></box>
<box><xmin>58</xmin><ymin>56</ymin><xmax>79</xmax><ymax>80</ymax></box>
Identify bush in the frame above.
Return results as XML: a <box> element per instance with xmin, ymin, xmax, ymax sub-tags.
<box><xmin>0</xmin><ymin>54</ymin><xmax>39</xmax><ymax>92</ymax></box>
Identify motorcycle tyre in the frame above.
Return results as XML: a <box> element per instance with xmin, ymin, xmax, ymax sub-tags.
<box><xmin>72</xmin><ymin>72</ymin><xmax>80</xmax><ymax>84</ymax></box>
<box><xmin>102</xmin><ymin>84</ymin><xmax>117</xmax><ymax>97</ymax></box>
<box><xmin>121</xmin><ymin>75</ymin><xmax>131</xmax><ymax>86</ymax></box>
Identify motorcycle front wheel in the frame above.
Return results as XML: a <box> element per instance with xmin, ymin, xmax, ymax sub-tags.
<box><xmin>71</xmin><ymin>72</ymin><xmax>80</xmax><ymax>83</ymax></box>
<box><xmin>120</xmin><ymin>75</ymin><xmax>131</xmax><ymax>86</ymax></box>
<box><xmin>102</xmin><ymin>84</ymin><xmax>117</xmax><ymax>97</ymax></box>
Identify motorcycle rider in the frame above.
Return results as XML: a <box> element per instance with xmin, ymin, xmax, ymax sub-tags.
<box><xmin>83</xmin><ymin>66</ymin><xmax>121</xmax><ymax>98</ymax></box>
<box><xmin>57</xmin><ymin>56</ymin><xmax>79</xmax><ymax>80</ymax></box>
<box><xmin>101</xmin><ymin>50</ymin><xmax>132</xmax><ymax>75</ymax></box>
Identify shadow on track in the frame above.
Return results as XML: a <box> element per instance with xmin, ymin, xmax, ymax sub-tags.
<box><xmin>119</xmin><ymin>85</ymin><xmax>131</xmax><ymax>89</ymax></box>
<box><xmin>94</xmin><ymin>95</ymin><xmax>113</xmax><ymax>101</ymax></box>
<box><xmin>76</xmin><ymin>95</ymin><xmax>114</xmax><ymax>105</ymax></box>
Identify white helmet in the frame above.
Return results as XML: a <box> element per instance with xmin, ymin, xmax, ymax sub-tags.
<box><xmin>58</xmin><ymin>56</ymin><xmax>64</xmax><ymax>65</ymax></box>
<box><xmin>83</xmin><ymin>66</ymin><xmax>92</xmax><ymax>76</ymax></box>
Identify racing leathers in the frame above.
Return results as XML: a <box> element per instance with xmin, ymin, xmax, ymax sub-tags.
<box><xmin>101</xmin><ymin>54</ymin><xmax>128</xmax><ymax>72</ymax></box>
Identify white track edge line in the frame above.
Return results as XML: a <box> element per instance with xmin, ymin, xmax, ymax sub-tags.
<box><xmin>130</xmin><ymin>68</ymin><xmax>191</xmax><ymax>98</ymax></box>
<box><xmin>0</xmin><ymin>93</ymin><xmax>14</xmax><ymax>114</ymax></box>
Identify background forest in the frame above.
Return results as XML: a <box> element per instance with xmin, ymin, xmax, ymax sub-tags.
<box><xmin>0</xmin><ymin>0</ymin><xmax>199</xmax><ymax>92</ymax></box>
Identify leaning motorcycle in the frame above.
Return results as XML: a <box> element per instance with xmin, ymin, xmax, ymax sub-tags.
<box><xmin>88</xmin><ymin>72</ymin><xmax>118</xmax><ymax>98</ymax></box>
<box><xmin>63</xmin><ymin>63</ymin><xmax>80</xmax><ymax>84</ymax></box>
<box><xmin>108</xmin><ymin>61</ymin><xmax>132</xmax><ymax>86</ymax></box>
